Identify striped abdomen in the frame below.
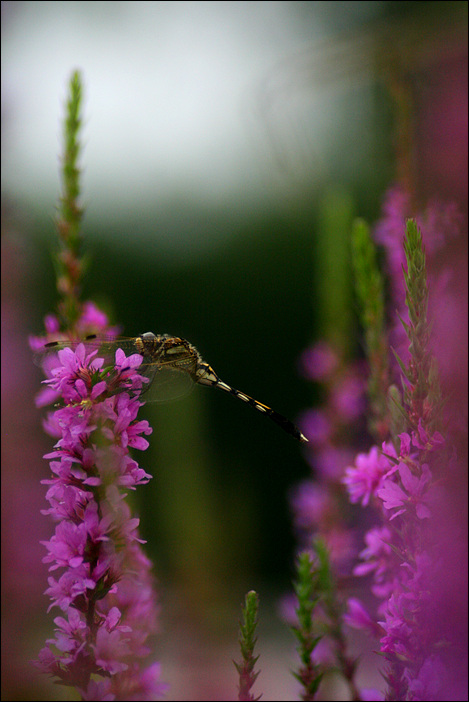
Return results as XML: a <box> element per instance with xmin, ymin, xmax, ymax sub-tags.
<box><xmin>196</xmin><ymin>361</ymin><xmax>308</xmax><ymax>442</ymax></box>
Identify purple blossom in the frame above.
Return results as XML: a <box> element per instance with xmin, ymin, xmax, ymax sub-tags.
<box><xmin>290</xmin><ymin>481</ymin><xmax>333</xmax><ymax>532</ymax></box>
<box><xmin>34</xmin><ymin>312</ymin><xmax>165</xmax><ymax>699</ymax></box>
<box><xmin>29</xmin><ymin>302</ymin><xmax>117</xmax><ymax>353</ymax></box>
<box><xmin>298</xmin><ymin>341</ymin><xmax>339</xmax><ymax>381</ymax></box>
<box><xmin>344</xmin><ymin>598</ymin><xmax>382</xmax><ymax>638</ymax></box>
<box><xmin>298</xmin><ymin>408</ymin><xmax>332</xmax><ymax>445</ymax></box>
<box><xmin>289</xmin><ymin>180</ymin><xmax>467</xmax><ymax>700</ymax></box>
<box><xmin>376</xmin><ymin>480</ymin><xmax>408</xmax><ymax>519</ymax></box>
<box><xmin>312</xmin><ymin>445</ymin><xmax>355</xmax><ymax>481</ymax></box>
<box><xmin>411</xmin><ymin>419</ymin><xmax>445</xmax><ymax>451</ymax></box>
<box><xmin>77</xmin><ymin>302</ymin><xmax>117</xmax><ymax>335</ymax></box>
<box><xmin>290</xmin><ymin>479</ymin><xmax>357</xmax><ymax>570</ymax></box>
<box><xmin>329</xmin><ymin>371</ymin><xmax>366</xmax><ymax>421</ymax></box>
<box><xmin>377</xmin><ymin>463</ymin><xmax>432</xmax><ymax>520</ymax></box>
<box><xmin>320</xmin><ymin>527</ymin><xmax>357</xmax><ymax>571</ymax></box>
<box><xmin>378</xmin><ymin>596</ymin><xmax>409</xmax><ymax>654</ymax></box>
<box><xmin>353</xmin><ymin>526</ymin><xmax>393</xmax><ymax>581</ymax></box>
<box><xmin>342</xmin><ymin>443</ymin><xmax>396</xmax><ymax>507</ymax></box>
<box><xmin>398</xmin><ymin>432</ymin><xmax>412</xmax><ymax>456</ymax></box>
<box><xmin>46</xmin><ymin>607</ymin><xmax>88</xmax><ymax>658</ymax></box>
<box><xmin>45</xmin><ymin>567</ymin><xmax>97</xmax><ymax>612</ymax></box>
<box><xmin>93</xmin><ymin>608</ymin><xmax>133</xmax><ymax>675</ymax></box>
<box><xmin>344</xmin><ymin>196</ymin><xmax>467</xmax><ymax>699</ymax></box>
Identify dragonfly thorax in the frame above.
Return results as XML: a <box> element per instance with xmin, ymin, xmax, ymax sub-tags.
<box><xmin>135</xmin><ymin>333</ymin><xmax>201</xmax><ymax>377</ymax></box>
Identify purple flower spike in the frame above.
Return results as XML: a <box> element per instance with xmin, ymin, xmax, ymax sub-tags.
<box><xmin>34</xmin><ymin>306</ymin><xmax>165</xmax><ymax>699</ymax></box>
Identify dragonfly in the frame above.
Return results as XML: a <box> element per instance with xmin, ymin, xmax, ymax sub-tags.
<box><xmin>37</xmin><ymin>332</ymin><xmax>309</xmax><ymax>443</ymax></box>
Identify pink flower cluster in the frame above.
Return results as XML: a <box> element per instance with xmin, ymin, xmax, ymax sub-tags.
<box><xmin>290</xmin><ymin>190</ymin><xmax>467</xmax><ymax>699</ymax></box>
<box><xmin>342</xmin><ymin>423</ymin><xmax>461</xmax><ymax>699</ymax></box>
<box><xmin>32</xmin><ymin>304</ymin><xmax>166</xmax><ymax>700</ymax></box>
<box><xmin>341</xmin><ymin>191</ymin><xmax>466</xmax><ymax>699</ymax></box>
<box><xmin>291</xmin><ymin>344</ymin><xmax>366</xmax><ymax>574</ymax></box>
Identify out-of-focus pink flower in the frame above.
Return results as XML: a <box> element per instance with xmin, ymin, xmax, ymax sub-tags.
<box><xmin>298</xmin><ymin>342</ymin><xmax>339</xmax><ymax>381</ymax></box>
<box><xmin>298</xmin><ymin>408</ymin><xmax>332</xmax><ymax>446</ymax></box>
<box><xmin>342</xmin><ymin>444</ymin><xmax>396</xmax><ymax>507</ymax></box>
<box><xmin>330</xmin><ymin>371</ymin><xmax>366</xmax><ymax>421</ymax></box>
<box><xmin>344</xmin><ymin>598</ymin><xmax>382</xmax><ymax>639</ymax></box>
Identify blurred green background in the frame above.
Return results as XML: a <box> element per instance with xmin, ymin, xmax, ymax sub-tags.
<box><xmin>2</xmin><ymin>1</ymin><xmax>466</xmax><ymax>699</ymax></box>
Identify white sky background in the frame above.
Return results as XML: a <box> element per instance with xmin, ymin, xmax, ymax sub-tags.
<box><xmin>2</xmin><ymin>1</ymin><xmax>381</xmax><ymax>246</ymax></box>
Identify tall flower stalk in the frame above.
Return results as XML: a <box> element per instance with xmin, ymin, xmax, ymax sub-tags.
<box><xmin>351</xmin><ymin>218</ymin><xmax>390</xmax><ymax>443</ymax></box>
<box><xmin>31</xmin><ymin>71</ymin><xmax>166</xmax><ymax>700</ymax></box>
<box><xmin>344</xmin><ymin>215</ymin><xmax>465</xmax><ymax>700</ymax></box>
<box><xmin>290</xmin><ymin>186</ymin><xmax>466</xmax><ymax>700</ymax></box>
<box><xmin>290</xmin><ymin>544</ymin><xmax>361</xmax><ymax>701</ymax></box>
<box><xmin>234</xmin><ymin>590</ymin><xmax>262</xmax><ymax>701</ymax></box>
<box><xmin>291</xmin><ymin>551</ymin><xmax>324</xmax><ymax>701</ymax></box>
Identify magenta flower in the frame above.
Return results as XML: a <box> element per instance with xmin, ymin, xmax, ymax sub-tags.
<box><xmin>312</xmin><ymin>445</ymin><xmax>356</xmax><ymax>481</ymax></box>
<box><xmin>290</xmin><ymin>481</ymin><xmax>333</xmax><ymax>531</ymax></box>
<box><xmin>411</xmin><ymin>418</ymin><xmax>445</xmax><ymax>451</ymax></box>
<box><xmin>377</xmin><ymin>463</ymin><xmax>432</xmax><ymax>520</ymax></box>
<box><xmin>329</xmin><ymin>371</ymin><xmax>366</xmax><ymax>421</ymax></box>
<box><xmin>344</xmin><ymin>598</ymin><xmax>382</xmax><ymax>638</ymax></box>
<box><xmin>343</xmin><ymin>212</ymin><xmax>468</xmax><ymax>699</ymax></box>
<box><xmin>290</xmin><ymin>185</ymin><xmax>466</xmax><ymax>700</ymax></box>
<box><xmin>298</xmin><ymin>407</ymin><xmax>332</xmax><ymax>446</ymax></box>
<box><xmin>353</xmin><ymin>526</ymin><xmax>392</xmax><ymax>577</ymax></box>
<box><xmin>34</xmin><ymin>317</ymin><xmax>166</xmax><ymax>700</ymax></box>
<box><xmin>298</xmin><ymin>341</ymin><xmax>339</xmax><ymax>381</ymax></box>
<box><xmin>342</xmin><ymin>443</ymin><xmax>396</xmax><ymax>507</ymax></box>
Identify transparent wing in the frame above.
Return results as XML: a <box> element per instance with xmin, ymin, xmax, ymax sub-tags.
<box><xmin>33</xmin><ymin>336</ymin><xmax>139</xmax><ymax>365</ymax></box>
<box><xmin>140</xmin><ymin>365</ymin><xmax>194</xmax><ymax>403</ymax></box>
<box><xmin>33</xmin><ymin>336</ymin><xmax>194</xmax><ymax>403</ymax></box>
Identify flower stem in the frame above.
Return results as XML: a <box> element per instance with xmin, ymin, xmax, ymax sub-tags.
<box><xmin>351</xmin><ymin>217</ymin><xmax>391</xmax><ymax>442</ymax></box>
<box><xmin>234</xmin><ymin>590</ymin><xmax>262</xmax><ymax>701</ymax></box>
<box><xmin>55</xmin><ymin>69</ymin><xmax>86</xmax><ymax>330</ymax></box>
<box><xmin>291</xmin><ymin>552</ymin><xmax>324</xmax><ymax>701</ymax></box>
<box><xmin>398</xmin><ymin>219</ymin><xmax>442</xmax><ymax>432</ymax></box>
